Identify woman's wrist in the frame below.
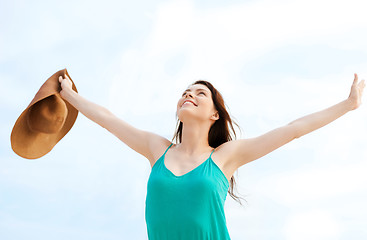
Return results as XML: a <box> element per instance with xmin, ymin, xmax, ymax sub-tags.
<box><xmin>60</xmin><ymin>87</ymin><xmax>77</xmax><ymax>104</ymax></box>
<box><xmin>345</xmin><ymin>98</ymin><xmax>358</xmax><ymax>111</ymax></box>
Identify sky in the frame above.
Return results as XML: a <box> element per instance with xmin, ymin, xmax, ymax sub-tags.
<box><xmin>1</xmin><ymin>0</ymin><xmax>367</xmax><ymax>239</ymax></box>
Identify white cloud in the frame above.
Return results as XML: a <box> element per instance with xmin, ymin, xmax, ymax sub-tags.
<box><xmin>283</xmin><ymin>209</ymin><xmax>342</xmax><ymax>240</ymax></box>
<box><xmin>255</xmin><ymin>160</ymin><xmax>367</xmax><ymax>206</ymax></box>
<box><xmin>109</xmin><ymin>0</ymin><xmax>367</xmax><ymax>118</ymax></box>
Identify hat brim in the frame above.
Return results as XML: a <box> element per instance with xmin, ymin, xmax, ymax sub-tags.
<box><xmin>10</xmin><ymin>69</ymin><xmax>78</xmax><ymax>159</ymax></box>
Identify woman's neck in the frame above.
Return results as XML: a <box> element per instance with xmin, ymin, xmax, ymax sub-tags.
<box><xmin>177</xmin><ymin>121</ymin><xmax>212</xmax><ymax>155</ymax></box>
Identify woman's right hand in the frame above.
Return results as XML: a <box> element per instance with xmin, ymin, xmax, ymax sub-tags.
<box><xmin>58</xmin><ymin>74</ymin><xmax>74</xmax><ymax>99</ymax></box>
<box><xmin>55</xmin><ymin>73</ymin><xmax>168</xmax><ymax>166</ymax></box>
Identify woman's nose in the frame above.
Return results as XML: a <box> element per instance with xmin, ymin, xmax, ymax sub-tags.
<box><xmin>185</xmin><ymin>92</ymin><xmax>194</xmax><ymax>98</ymax></box>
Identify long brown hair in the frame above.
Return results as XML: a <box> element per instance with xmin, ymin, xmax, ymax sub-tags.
<box><xmin>171</xmin><ymin>80</ymin><xmax>246</xmax><ymax>205</ymax></box>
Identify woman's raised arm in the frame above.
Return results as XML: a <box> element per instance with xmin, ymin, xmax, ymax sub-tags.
<box><xmin>222</xmin><ymin>73</ymin><xmax>365</xmax><ymax>170</ymax></box>
<box><xmin>58</xmin><ymin>74</ymin><xmax>169</xmax><ymax>164</ymax></box>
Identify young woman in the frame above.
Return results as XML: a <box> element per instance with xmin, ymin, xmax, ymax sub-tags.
<box><xmin>58</xmin><ymin>74</ymin><xmax>365</xmax><ymax>240</ymax></box>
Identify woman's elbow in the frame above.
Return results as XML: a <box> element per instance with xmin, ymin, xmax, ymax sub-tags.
<box><xmin>287</xmin><ymin>122</ymin><xmax>302</xmax><ymax>139</ymax></box>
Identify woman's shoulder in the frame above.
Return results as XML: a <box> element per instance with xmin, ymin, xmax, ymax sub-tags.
<box><xmin>213</xmin><ymin>140</ymin><xmax>236</xmax><ymax>155</ymax></box>
<box><xmin>211</xmin><ymin>141</ymin><xmax>239</xmax><ymax>182</ymax></box>
<box><xmin>147</xmin><ymin>137</ymin><xmax>175</xmax><ymax>166</ymax></box>
<box><xmin>212</xmin><ymin>141</ymin><xmax>238</xmax><ymax>165</ymax></box>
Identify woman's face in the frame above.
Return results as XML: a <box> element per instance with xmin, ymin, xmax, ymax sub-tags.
<box><xmin>176</xmin><ymin>84</ymin><xmax>218</xmax><ymax>124</ymax></box>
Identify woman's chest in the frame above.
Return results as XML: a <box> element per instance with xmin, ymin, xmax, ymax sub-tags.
<box><xmin>164</xmin><ymin>152</ymin><xmax>233</xmax><ymax>184</ymax></box>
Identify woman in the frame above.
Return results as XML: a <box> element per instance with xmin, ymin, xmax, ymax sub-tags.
<box><xmin>58</xmin><ymin>74</ymin><xmax>365</xmax><ymax>240</ymax></box>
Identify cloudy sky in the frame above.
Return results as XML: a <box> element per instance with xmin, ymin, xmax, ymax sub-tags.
<box><xmin>1</xmin><ymin>0</ymin><xmax>367</xmax><ymax>239</ymax></box>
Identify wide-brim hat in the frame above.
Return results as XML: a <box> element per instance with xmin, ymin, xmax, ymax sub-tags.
<box><xmin>11</xmin><ymin>69</ymin><xmax>78</xmax><ymax>159</ymax></box>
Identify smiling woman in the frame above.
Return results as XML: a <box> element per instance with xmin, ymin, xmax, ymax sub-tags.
<box><xmin>171</xmin><ymin>80</ymin><xmax>243</xmax><ymax>204</ymax></box>
<box><xmin>58</xmin><ymin>73</ymin><xmax>365</xmax><ymax>240</ymax></box>
<box><xmin>142</xmin><ymin>80</ymin><xmax>246</xmax><ymax>239</ymax></box>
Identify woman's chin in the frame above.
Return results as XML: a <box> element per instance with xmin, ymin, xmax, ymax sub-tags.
<box><xmin>177</xmin><ymin>107</ymin><xmax>195</xmax><ymax>114</ymax></box>
<box><xmin>177</xmin><ymin>110</ymin><xmax>202</xmax><ymax>122</ymax></box>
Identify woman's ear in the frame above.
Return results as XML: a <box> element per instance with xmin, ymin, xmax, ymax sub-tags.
<box><xmin>210</xmin><ymin>111</ymin><xmax>219</xmax><ymax>121</ymax></box>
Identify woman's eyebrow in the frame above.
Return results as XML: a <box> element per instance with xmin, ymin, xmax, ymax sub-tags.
<box><xmin>183</xmin><ymin>88</ymin><xmax>209</xmax><ymax>93</ymax></box>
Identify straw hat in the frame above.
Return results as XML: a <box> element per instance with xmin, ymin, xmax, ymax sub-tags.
<box><xmin>11</xmin><ymin>69</ymin><xmax>78</xmax><ymax>159</ymax></box>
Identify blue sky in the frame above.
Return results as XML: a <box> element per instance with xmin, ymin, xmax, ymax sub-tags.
<box><xmin>1</xmin><ymin>0</ymin><xmax>367</xmax><ymax>239</ymax></box>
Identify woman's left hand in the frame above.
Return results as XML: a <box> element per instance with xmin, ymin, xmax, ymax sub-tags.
<box><xmin>347</xmin><ymin>73</ymin><xmax>365</xmax><ymax>110</ymax></box>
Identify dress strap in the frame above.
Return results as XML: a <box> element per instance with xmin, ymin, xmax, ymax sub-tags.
<box><xmin>209</xmin><ymin>148</ymin><xmax>215</xmax><ymax>158</ymax></box>
<box><xmin>163</xmin><ymin>142</ymin><xmax>174</xmax><ymax>156</ymax></box>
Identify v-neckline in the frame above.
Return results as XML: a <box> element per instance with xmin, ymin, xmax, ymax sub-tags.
<box><xmin>162</xmin><ymin>148</ymin><xmax>213</xmax><ymax>178</ymax></box>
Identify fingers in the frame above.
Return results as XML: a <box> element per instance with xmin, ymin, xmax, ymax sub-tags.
<box><xmin>58</xmin><ymin>75</ymin><xmax>71</xmax><ymax>83</ymax></box>
<box><xmin>353</xmin><ymin>73</ymin><xmax>358</xmax><ymax>85</ymax></box>
<box><xmin>359</xmin><ymin>79</ymin><xmax>366</xmax><ymax>89</ymax></box>
<box><xmin>353</xmin><ymin>73</ymin><xmax>366</xmax><ymax>88</ymax></box>
<box><xmin>353</xmin><ymin>73</ymin><xmax>365</xmax><ymax>89</ymax></box>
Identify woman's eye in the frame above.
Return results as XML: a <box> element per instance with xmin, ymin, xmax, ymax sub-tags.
<box><xmin>182</xmin><ymin>91</ymin><xmax>205</xmax><ymax>96</ymax></box>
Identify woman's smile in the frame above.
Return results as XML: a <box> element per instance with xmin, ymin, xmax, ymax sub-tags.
<box><xmin>181</xmin><ymin>100</ymin><xmax>197</xmax><ymax>107</ymax></box>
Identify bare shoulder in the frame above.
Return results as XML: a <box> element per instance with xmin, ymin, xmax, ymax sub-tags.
<box><xmin>145</xmin><ymin>132</ymin><xmax>174</xmax><ymax>167</ymax></box>
<box><xmin>211</xmin><ymin>141</ymin><xmax>239</xmax><ymax>177</ymax></box>
<box><xmin>213</xmin><ymin>140</ymin><xmax>239</xmax><ymax>160</ymax></box>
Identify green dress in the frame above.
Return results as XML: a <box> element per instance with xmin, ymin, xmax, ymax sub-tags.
<box><xmin>145</xmin><ymin>143</ymin><xmax>231</xmax><ymax>240</ymax></box>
